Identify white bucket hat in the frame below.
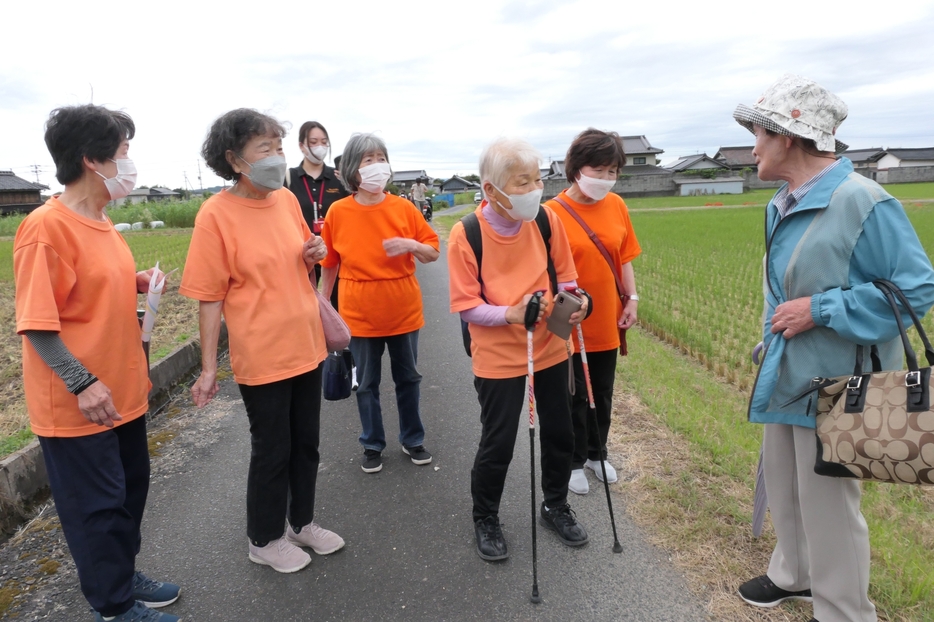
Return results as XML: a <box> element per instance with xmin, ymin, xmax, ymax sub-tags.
<box><xmin>734</xmin><ymin>73</ymin><xmax>848</xmax><ymax>154</ymax></box>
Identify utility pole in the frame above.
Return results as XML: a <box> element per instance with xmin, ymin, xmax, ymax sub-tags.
<box><xmin>196</xmin><ymin>160</ymin><xmax>203</xmax><ymax>191</ymax></box>
<box><xmin>30</xmin><ymin>164</ymin><xmax>41</xmax><ymax>184</ymax></box>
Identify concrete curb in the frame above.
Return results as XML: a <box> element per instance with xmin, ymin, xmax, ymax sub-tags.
<box><xmin>0</xmin><ymin>324</ymin><xmax>228</xmax><ymax>531</ymax></box>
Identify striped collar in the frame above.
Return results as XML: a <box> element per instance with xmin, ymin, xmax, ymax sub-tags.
<box><xmin>774</xmin><ymin>158</ymin><xmax>843</xmax><ymax>219</ymax></box>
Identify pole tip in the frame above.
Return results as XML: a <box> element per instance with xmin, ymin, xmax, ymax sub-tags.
<box><xmin>612</xmin><ymin>542</ymin><xmax>623</xmax><ymax>554</ymax></box>
<box><xmin>530</xmin><ymin>592</ymin><xmax>542</xmax><ymax>604</ymax></box>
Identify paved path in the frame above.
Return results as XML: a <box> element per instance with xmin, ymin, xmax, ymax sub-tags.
<box><xmin>11</xmin><ymin>241</ymin><xmax>707</xmax><ymax>621</ymax></box>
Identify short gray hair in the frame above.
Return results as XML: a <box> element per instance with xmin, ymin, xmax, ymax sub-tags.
<box><xmin>479</xmin><ymin>138</ymin><xmax>542</xmax><ymax>195</ymax></box>
<box><xmin>339</xmin><ymin>133</ymin><xmax>390</xmax><ymax>192</ymax></box>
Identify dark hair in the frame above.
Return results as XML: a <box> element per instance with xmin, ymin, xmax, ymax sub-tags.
<box><xmin>333</xmin><ymin>154</ymin><xmax>342</xmax><ymax>168</ymax></box>
<box><xmin>201</xmin><ymin>108</ymin><xmax>288</xmax><ymax>181</ymax></box>
<box><xmin>763</xmin><ymin>128</ymin><xmax>820</xmax><ymax>153</ymax></box>
<box><xmin>44</xmin><ymin>105</ymin><xmax>135</xmax><ymax>185</ymax></box>
<box><xmin>299</xmin><ymin>121</ymin><xmax>329</xmax><ymax>143</ymax></box>
<box><xmin>564</xmin><ymin>128</ymin><xmax>626</xmax><ymax>183</ymax></box>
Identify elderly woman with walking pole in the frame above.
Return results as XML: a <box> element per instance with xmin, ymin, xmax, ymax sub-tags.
<box><xmin>447</xmin><ymin>138</ymin><xmax>591</xmax><ymax>582</ymax></box>
<box><xmin>734</xmin><ymin>74</ymin><xmax>934</xmax><ymax>622</ymax></box>
<box><xmin>14</xmin><ymin>104</ymin><xmax>181</xmax><ymax>622</ymax></box>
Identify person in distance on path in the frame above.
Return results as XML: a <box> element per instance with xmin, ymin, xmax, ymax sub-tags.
<box><xmin>545</xmin><ymin>129</ymin><xmax>642</xmax><ymax>496</ymax></box>
<box><xmin>319</xmin><ymin>133</ymin><xmax>440</xmax><ymax>474</ymax></box>
<box><xmin>735</xmin><ymin>74</ymin><xmax>934</xmax><ymax>622</ymax></box>
<box><xmin>448</xmin><ymin>137</ymin><xmax>591</xmax><ymax>561</ymax></box>
<box><xmin>182</xmin><ymin>108</ymin><xmax>344</xmax><ymax>574</ymax></box>
<box><xmin>14</xmin><ymin>104</ymin><xmax>182</xmax><ymax>622</ymax></box>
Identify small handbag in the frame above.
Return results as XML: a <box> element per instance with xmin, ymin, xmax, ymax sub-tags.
<box><xmin>807</xmin><ymin>280</ymin><xmax>934</xmax><ymax>485</ymax></box>
<box><xmin>323</xmin><ymin>350</ymin><xmax>353</xmax><ymax>401</ymax></box>
<box><xmin>315</xmin><ymin>287</ymin><xmax>351</xmax><ymax>352</ymax></box>
<box><xmin>552</xmin><ymin>197</ymin><xmax>629</xmax><ymax>355</ymax></box>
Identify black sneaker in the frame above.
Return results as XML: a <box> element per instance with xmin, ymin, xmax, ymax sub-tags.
<box><xmin>361</xmin><ymin>449</ymin><xmax>382</xmax><ymax>473</ymax></box>
<box><xmin>738</xmin><ymin>575</ymin><xmax>813</xmax><ymax>608</ymax></box>
<box><xmin>402</xmin><ymin>445</ymin><xmax>432</xmax><ymax>465</ymax></box>
<box><xmin>474</xmin><ymin>516</ymin><xmax>508</xmax><ymax>561</ymax></box>
<box><xmin>539</xmin><ymin>503</ymin><xmax>589</xmax><ymax>547</ymax></box>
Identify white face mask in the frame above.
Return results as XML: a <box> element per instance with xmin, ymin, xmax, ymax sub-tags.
<box><xmin>302</xmin><ymin>144</ymin><xmax>329</xmax><ymax>165</ymax></box>
<box><xmin>96</xmin><ymin>158</ymin><xmax>137</xmax><ymax>200</ymax></box>
<box><xmin>358</xmin><ymin>162</ymin><xmax>392</xmax><ymax>193</ymax></box>
<box><xmin>492</xmin><ymin>184</ymin><xmax>543</xmax><ymax>222</ymax></box>
<box><xmin>577</xmin><ymin>173</ymin><xmax>616</xmax><ymax>201</ymax></box>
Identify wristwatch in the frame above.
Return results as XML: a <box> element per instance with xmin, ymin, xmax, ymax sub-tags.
<box><xmin>627</xmin><ymin>294</ymin><xmax>640</xmax><ymax>302</ymax></box>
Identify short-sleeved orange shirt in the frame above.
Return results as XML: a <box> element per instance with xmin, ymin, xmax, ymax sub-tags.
<box><xmin>320</xmin><ymin>193</ymin><xmax>440</xmax><ymax>337</ymax></box>
<box><xmin>546</xmin><ymin>191</ymin><xmax>641</xmax><ymax>353</ymax></box>
<box><xmin>448</xmin><ymin>204</ymin><xmax>578</xmax><ymax>379</ymax></box>
<box><xmin>14</xmin><ymin>198</ymin><xmax>151</xmax><ymax>437</ymax></box>
<box><xmin>179</xmin><ymin>189</ymin><xmax>327</xmax><ymax>385</ymax></box>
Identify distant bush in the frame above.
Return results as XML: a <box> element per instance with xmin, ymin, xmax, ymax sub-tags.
<box><xmin>454</xmin><ymin>192</ymin><xmax>475</xmax><ymax>205</ymax></box>
<box><xmin>434</xmin><ymin>199</ymin><xmax>449</xmax><ymax>208</ymax></box>
<box><xmin>108</xmin><ymin>197</ymin><xmax>205</xmax><ymax>228</ymax></box>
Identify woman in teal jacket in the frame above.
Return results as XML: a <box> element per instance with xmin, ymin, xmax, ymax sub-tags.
<box><xmin>733</xmin><ymin>75</ymin><xmax>934</xmax><ymax>622</ymax></box>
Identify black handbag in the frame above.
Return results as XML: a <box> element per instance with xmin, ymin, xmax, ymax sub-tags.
<box><xmin>323</xmin><ymin>351</ymin><xmax>352</xmax><ymax>401</ymax></box>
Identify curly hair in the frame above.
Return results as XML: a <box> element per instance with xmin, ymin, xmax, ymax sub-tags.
<box><xmin>44</xmin><ymin>105</ymin><xmax>135</xmax><ymax>185</ymax></box>
<box><xmin>564</xmin><ymin>129</ymin><xmax>626</xmax><ymax>183</ymax></box>
<box><xmin>201</xmin><ymin>109</ymin><xmax>288</xmax><ymax>181</ymax></box>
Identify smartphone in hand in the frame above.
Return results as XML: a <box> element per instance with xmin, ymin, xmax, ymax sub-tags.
<box><xmin>546</xmin><ymin>290</ymin><xmax>583</xmax><ymax>339</ymax></box>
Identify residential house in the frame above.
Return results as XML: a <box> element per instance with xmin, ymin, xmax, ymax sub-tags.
<box><xmin>107</xmin><ymin>187</ymin><xmax>180</xmax><ymax>207</ymax></box>
<box><xmin>439</xmin><ymin>175</ymin><xmax>481</xmax><ymax>193</ymax></box>
<box><xmin>392</xmin><ymin>169</ymin><xmax>430</xmax><ymax>191</ymax></box>
<box><xmin>664</xmin><ymin>154</ymin><xmax>743</xmax><ymax>196</ymax></box>
<box><xmin>0</xmin><ymin>170</ymin><xmax>48</xmax><ymax>214</ymax></box>
<box><xmin>842</xmin><ymin>148</ymin><xmax>886</xmax><ymax>169</ymax></box>
<box><xmin>621</xmin><ymin>135</ymin><xmax>664</xmax><ymax>166</ymax></box>
<box><xmin>876</xmin><ymin>148</ymin><xmax>934</xmax><ymax>168</ymax></box>
<box><xmin>713</xmin><ymin>146</ymin><xmax>757</xmax><ymax>172</ymax></box>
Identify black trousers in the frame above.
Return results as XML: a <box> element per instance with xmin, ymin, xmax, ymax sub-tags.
<box><xmin>238</xmin><ymin>365</ymin><xmax>322</xmax><ymax>545</ymax></box>
<box><xmin>39</xmin><ymin>415</ymin><xmax>150</xmax><ymax>617</ymax></box>
<box><xmin>570</xmin><ymin>349</ymin><xmax>618</xmax><ymax>468</ymax></box>
<box><xmin>471</xmin><ymin>360</ymin><xmax>574</xmax><ymax>521</ymax></box>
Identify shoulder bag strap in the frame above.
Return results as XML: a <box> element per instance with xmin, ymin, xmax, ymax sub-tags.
<box><xmin>552</xmin><ymin>196</ymin><xmax>624</xmax><ymax>298</ymax></box>
<box><xmin>533</xmin><ymin>207</ymin><xmax>558</xmax><ymax>296</ymax></box>
<box><xmin>462</xmin><ymin>213</ymin><xmax>487</xmax><ymax>303</ymax></box>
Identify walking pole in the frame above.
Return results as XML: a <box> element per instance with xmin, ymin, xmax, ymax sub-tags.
<box><xmin>525</xmin><ymin>292</ymin><xmax>544</xmax><ymax>604</ymax></box>
<box><xmin>576</xmin><ymin>323</ymin><xmax>623</xmax><ymax>554</ymax></box>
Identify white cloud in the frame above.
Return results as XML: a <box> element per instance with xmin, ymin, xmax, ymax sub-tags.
<box><xmin>1</xmin><ymin>0</ymin><xmax>932</xmax><ymax>192</ymax></box>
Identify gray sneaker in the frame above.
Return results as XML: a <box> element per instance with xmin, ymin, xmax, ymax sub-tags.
<box><xmin>248</xmin><ymin>537</ymin><xmax>311</xmax><ymax>573</ymax></box>
<box><xmin>94</xmin><ymin>601</ymin><xmax>179</xmax><ymax>622</ymax></box>
<box><xmin>286</xmin><ymin>522</ymin><xmax>345</xmax><ymax>555</ymax></box>
<box><xmin>362</xmin><ymin>449</ymin><xmax>383</xmax><ymax>473</ymax></box>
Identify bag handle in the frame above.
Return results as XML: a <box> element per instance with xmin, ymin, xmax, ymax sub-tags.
<box><xmin>873</xmin><ymin>280</ymin><xmax>934</xmax><ymax>368</ymax></box>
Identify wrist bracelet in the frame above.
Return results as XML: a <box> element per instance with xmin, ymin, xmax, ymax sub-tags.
<box><xmin>627</xmin><ymin>294</ymin><xmax>639</xmax><ymax>302</ymax></box>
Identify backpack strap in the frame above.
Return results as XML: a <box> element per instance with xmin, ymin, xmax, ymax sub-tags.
<box><xmin>533</xmin><ymin>207</ymin><xmax>558</xmax><ymax>296</ymax></box>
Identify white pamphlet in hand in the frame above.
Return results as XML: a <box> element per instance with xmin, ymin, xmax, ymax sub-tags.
<box><xmin>141</xmin><ymin>262</ymin><xmax>176</xmax><ymax>343</ymax></box>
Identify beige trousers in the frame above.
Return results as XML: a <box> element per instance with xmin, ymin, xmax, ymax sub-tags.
<box><xmin>762</xmin><ymin>423</ymin><xmax>877</xmax><ymax>622</ymax></box>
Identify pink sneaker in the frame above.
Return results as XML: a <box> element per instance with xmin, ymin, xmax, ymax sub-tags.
<box><xmin>286</xmin><ymin>522</ymin><xmax>346</xmax><ymax>555</ymax></box>
<box><xmin>248</xmin><ymin>536</ymin><xmax>311</xmax><ymax>573</ymax></box>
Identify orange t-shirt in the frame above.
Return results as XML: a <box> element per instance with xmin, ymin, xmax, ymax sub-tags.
<box><xmin>179</xmin><ymin>189</ymin><xmax>328</xmax><ymax>385</ymax></box>
<box><xmin>320</xmin><ymin>193</ymin><xmax>439</xmax><ymax>337</ymax></box>
<box><xmin>546</xmin><ymin>192</ymin><xmax>641</xmax><ymax>353</ymax></box>
<box><xmin>448</xmin><ymin>204</ymin><xmax>578</xmax><ymax>379</ymax></box>
<box><xmin>14</xmin><ymin>198</ymin><xmax>151</xmax><ymax>437</ymax></box>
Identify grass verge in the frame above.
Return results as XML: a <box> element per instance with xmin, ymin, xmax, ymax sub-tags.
<box><xmin>432</xmin><ymin>205</ymin><xmax>474</xmax><ymax>240</ymax></box>
<box><xmin>613</xmin><ymin>327</ymin><xmax>934</xmax><ymax>622</ymax></box>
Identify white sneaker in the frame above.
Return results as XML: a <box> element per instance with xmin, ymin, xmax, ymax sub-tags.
<box><xmin>585</xmin><ymin>458</ymin><xmax>618</xmax><ymax>483</ymax></box>
<box><xmin>351</xmin><ymin>366</ymin><xmax>359</xmax><ymax>391</ymax></box>
<box><xmin>286</xmin><ymin>522</ymin><xmax>346</xmax><ymax>555</ymax></box>
<box><xmin>248</xmin><ymin>536</ymin><xmax>311</xmax><ymax>573</ymax></box>
<box><xmin>568</xmin><ymin>469</ymin><xmax>589</xmax><ymax>495</ymax></box>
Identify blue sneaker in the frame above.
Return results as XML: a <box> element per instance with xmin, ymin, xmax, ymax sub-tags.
<box><xmin>94</xmin><ymin>600</ymin><xmax>180</xmax><ymax>621</ymax></box>
<box><xmin>132</xmin><ymin>572</ymin><xmax>181</xmax><ymax>608</ymax></box>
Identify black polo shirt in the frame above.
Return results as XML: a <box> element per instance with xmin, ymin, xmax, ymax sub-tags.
<box><xmin>286</xmin><ymin>163</ymin><xmax>350</xmax><ymax>230</ymax></box>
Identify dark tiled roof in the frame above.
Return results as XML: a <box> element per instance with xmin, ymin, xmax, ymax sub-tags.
<box><xmin>885</xmin><ymin>148</ymin><xmax>934</xmax><ymax>161</ymax></box>
<box><xmin>0</xmin><ymin>170</ymin><xmax>48</xmax><ymax>191</ymax></box>
<box><xmin>713</xmin><ymin>146</ymin><xmax>757</xmax><ymax>167</ymax></box>
<box><xmin>620</xmin><ymin>135</ymin><xmax>664</xmax><ymax>155</ymax></box>
<box><xmin>842</xmin><ymin>148</ymin><xmax>885</xmax><ymax>163</ymax></box>
<box><xmin>620</xmin><ymin>165</ymin><xmax>672</xmax><ymax>176</ymax></box>
<box><xmin>664</xmin><ymin>154</ymin><xmax>729</xmax><ymax>172</ymax></box>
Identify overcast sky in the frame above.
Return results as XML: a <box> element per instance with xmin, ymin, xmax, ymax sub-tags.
<box><xmin>2</xmin><ymin>0</ymin><xmax>933</xmax><ymax>193</ymax></box>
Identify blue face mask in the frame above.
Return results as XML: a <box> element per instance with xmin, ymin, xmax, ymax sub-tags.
<box><xmin>238</xmin><ymin>154</ymin><xmax>287</xmax><ymax>190</ymax></box>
